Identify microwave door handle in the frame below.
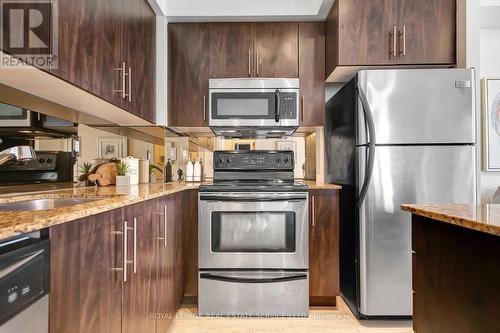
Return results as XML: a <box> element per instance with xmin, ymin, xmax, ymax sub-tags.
<box><xmin>274</xmin><ymin>89</ymin><xmax>280</xmax><ymax>123</ymax></box>
<box><xmin>200</xmin><ymin>272</ymin><xmax>307</xmax><ymax>284</ymax></box>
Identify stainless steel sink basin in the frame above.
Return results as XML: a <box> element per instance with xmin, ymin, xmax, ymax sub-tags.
<box><xmin>0</xmin><ymin>198</ymin><xmax>105</xmax><ymax>212</ymax></box>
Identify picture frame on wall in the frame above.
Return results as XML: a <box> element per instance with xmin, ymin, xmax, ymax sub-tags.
<box><xmin>482</xmin><ymin>78</ymin><xmax>500</xmax><ymax>171</ymax></box>
<box><xmin>97</xmin><ymin>137</ymin><xmax>127</xmax><ymax>159</ymax></box>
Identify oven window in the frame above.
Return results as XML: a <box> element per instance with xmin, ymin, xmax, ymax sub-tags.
<box><xmin>211</xmin><ymin>93</ymin><xmax>275</xmax><ymax>119</ymax></box>
<box><xmin>0</xmin><ymin>102</ymin><xmax>27</xmax><ymax>119</ymax></box>
<box><xmin>211</xmin><ymin>211</ymin><xmax>295</xmax><ymax>252</ymax></box>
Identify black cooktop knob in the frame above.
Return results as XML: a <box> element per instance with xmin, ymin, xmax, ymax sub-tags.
<box><xmin>218</xmin><ymin>158</ymin><xmax>224</xmax><ymax>166</ymax></box>
<box><xmin>38</xmin><ymin>158</ymin><xmax>45</xmax><ymax>163</ymax></box>
<box><xmin>276</xmin><ymin>157</ymin><xmax>281</xmax><ymax>164</ymax></box>
<box><xmin>226</xmin><ymin>157</ymin><xmax>231</xmax><ymax>164</ymax></box>
<box><xmin>46</xmin><ymin>158</ymin><xmax>53</xmax><ymax>163</ymax></box>
<box><xmin>284</xmin><ymin>157</ymin><xmax>289</xmax><ymax>163</ymax></box>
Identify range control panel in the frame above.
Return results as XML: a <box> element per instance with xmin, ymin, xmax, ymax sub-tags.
<box><xmin>214</xmin><ymin>151</ymin><xmax>294</xmax><ymax>170</ymax></box>
<box><xmin>0</xmin><ymin>153</ymin><xmax>57</xmax><ymax>171</ymax></box>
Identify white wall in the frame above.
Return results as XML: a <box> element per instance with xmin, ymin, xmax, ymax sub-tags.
<box><xmin>467</xmin><ymin>0</ymin><xmax>500</xmax><ymax>202</ymax></box>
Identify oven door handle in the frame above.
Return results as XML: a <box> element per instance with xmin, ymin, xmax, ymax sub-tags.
<box><xmin>199</xmin><ymin>192</ymin><xmax>307</xmax><ymax>202</ymax></box>
<box><xmin>200</xmin><ymin>272</ymin><xmax>307</xmax><ymax>284</ymax></box>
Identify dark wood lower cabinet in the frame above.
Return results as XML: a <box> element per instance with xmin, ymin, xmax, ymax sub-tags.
<box><xmin>182</xmin><ymin>189</ymin><xmax>199</xmax><ymax>301</ymax></box>
<box><xmin>309</xmin><ymin>189</ymin><xmax>340</xmax><ymax>306</ymax></box>
<box><xmin>50</xmin><ymin>208</ymin><xmax>123</xmax><ymax>333</ymax></box>
<box><xmin>49</xmin><ymin>192</ymin><xmax>196</xmax><ymax>333</ymax></box>
<box><xmin>412</xmin><ymin>215</ymin><xmax>500</xmax><ymax>333</ymax></box>
<box><xmin>122</xmin><ymin>202</ymin><xmax>157</xmax><ymax>333</ymax></box>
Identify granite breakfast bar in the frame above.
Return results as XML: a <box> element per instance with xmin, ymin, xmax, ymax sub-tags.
<box><xmin>401</xmin><ymin>204</ymin><xmax>500</xmax><ymax>333</ymax></box>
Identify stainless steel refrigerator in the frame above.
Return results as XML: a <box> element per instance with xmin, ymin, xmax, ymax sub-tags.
<box><xmin>325</xmin><ymin>68</ymin><xmax>477</xmax><ymax>318</ymax></box>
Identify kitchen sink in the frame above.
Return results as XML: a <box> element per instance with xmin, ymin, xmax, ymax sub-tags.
<box><xmin>0</xmin><ymin>198</ymin><xmax>105</xmax><ymax>212</ymax></box>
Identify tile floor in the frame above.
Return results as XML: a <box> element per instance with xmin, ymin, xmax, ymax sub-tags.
<box><xmin>168</xmin><ymin>298</ymin><xmax>412</xmax><ymax>333</ymax></box>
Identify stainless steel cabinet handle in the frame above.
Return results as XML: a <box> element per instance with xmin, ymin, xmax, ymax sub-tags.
<box><xmin>116</xmin><ymin>221</ymin><xmax>128</xmax><ymax>282</ymax></box>
<box><xmin>391</xmin><ymin>26</ymin><xmax>397</xmax><ymax>58</ymax></box>
<box><xmin>311</xmin><ymin>196</ymin><xmax>316</xmax><ymax>228</ymax></box>
<box><xmin>399</xmin><ymin>26</ymin><xmax>406</xmax><ymax>57</ymax></box>
<box><xmin>256</xmin><ymin>49</ymin><xmax>259</xmax><ymax>76</ymax></box>
<box><xmin>248</xmin><ymin>49</ymin><xmax>251</xmax><ymax>77</ymax></box>
<box><xmin>163</xmin><ymin>205</ymin><xmax>167</xmax><ymax>247</ymax></box>
<box><xmin>113</xmin><ymin>62</ymin><xmax>126</xmax><ymax>98</ymax></box>
<box><xmin>127</xmin><ymin>66</ymin><xmax>132</xmax><ymax>102</ymax></box>
<box><xmin>132</xmin><ymin>218</ymin><xmax>137</xmax><ymax>274</ymax></box>
<box><xmin>203</xmin><ymin>95</ymin><xmax>207</xmax><ymax>122</ymax></box>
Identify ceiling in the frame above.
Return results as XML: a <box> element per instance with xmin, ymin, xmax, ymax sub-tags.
<box><xmin>159</xmin><ymin>0</ymin><xmax>336</xmax><ymax>22</ymax></box>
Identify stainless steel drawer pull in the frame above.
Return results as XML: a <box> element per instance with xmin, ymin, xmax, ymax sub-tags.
<box><xmin>113</xmin><ymin>62</ymin><xmax>126</xmax><ymax>98</ymax></box>
<box><xmin>200</xmin><ymin>273</ymin><xmax>307</xmax><ymax>284</ymax></box>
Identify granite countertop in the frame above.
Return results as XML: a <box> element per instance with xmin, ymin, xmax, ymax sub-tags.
<box><xmin>300</xmin><ymin>180</ymin><xmax>342</xmax><ymax>190</ymax></box>
<box><xmin>0</xmin><ymin>182</ymin><xmax>205</xmax><ymax>241</ymax></box>
<box><xmin>401</xmin><ymin>204</ymin><xmax>500</xmax><ymax>237</ymax></box>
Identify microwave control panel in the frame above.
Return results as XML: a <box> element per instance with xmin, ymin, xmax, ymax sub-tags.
<box><xmin>279</xmin><ymin>93</ymin><xmax>297</xmax><ymax>119</ymax></box>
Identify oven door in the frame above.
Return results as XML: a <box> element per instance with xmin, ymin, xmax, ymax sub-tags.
<box><xmin>199</xmin><ymin>192</ymin><xmax>308</xmax><ymax>269</ymax></box>
<box><xmin>209</xmin><ymin>89</ymin><xmax>299</xmax><ymax>128</ymax></box>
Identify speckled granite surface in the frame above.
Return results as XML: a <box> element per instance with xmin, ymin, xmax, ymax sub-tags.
<box><xmin>300</xmin><ymin>180</ymin><xmax>342</xmax><ymax>190</ymax></box>
<box><xmin>401</xmin><ymin>204</ymin><xmax>500</xmax><ymax>237</ymax></box>
<box><xmin>0</xmin><ymin>182</ymin><xmax>204</xmax><ymax>240</ymax></box>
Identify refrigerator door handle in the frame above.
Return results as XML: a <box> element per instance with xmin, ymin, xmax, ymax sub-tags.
<box><xmin>356</xmin><ymin>83</ymin><xmax>376</xmax><ymax>207</ymax></box>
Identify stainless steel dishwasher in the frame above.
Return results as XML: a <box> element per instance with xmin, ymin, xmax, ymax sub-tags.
<box><xmin>0</xmin><ymin>233</ymin><xmax>50</xmax><ymax>333</ymax></box>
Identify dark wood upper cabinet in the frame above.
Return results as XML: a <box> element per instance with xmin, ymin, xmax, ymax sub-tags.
<box><xmin>52</xmin><ymin>0</ymin><xmax>123</xmax><ymax>107</ymax></box>
<box><xmin>168</xmin><ymin>23</ymin><xmax>210</xmax><ymax>127</ymax></box>
<box><xmin>326</xmin><ymin>0</ymin><xmax>456</xmax><ymax>81</ymax></box>
<box><xmin>122</xmin><ymin>0</ymin><xmax>156</xmax><ymax>123</ymax></box>
<box><xmin>337</xmin><ymin>0</ymin><xmax>396</xmax><ymax>66</ymax></box>
<box><xmin>122</xmin><ymin>201</ymin><xmax>157</xmax><ymax>333</ymax></box>
<box><xmin>299</xmin><ymin>22</ymin><xmax>325</xmax><ymax>126</ymax></box>
<box><xmin>254</xmin><ymin>22</ymin><xmax>299</xmax><ymax>78</ymax></box>
<box><xmin>395</xmin><ymin>0</ymin><xmax>456</xmax><ymax>65</ymax></box>
<box><xmin>51</xmin><ymin>0</ymin><xmax>155</xmax><ymax>122</ymax></box>
<box><xmin>209</xmin><ymin>23</ymin><xmax>254</xmax><ymax>78</ymax></box>
<box><xmin>309</xmin><ymin>189</ymin><xmax>340</xmax><ymax>306</ymax></box>
<box><xmin>50</xmin><ymin>209</ymin><xmax>123</xmax><ymax>333</ymax></box>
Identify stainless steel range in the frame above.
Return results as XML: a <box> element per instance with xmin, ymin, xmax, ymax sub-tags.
<box><xmin>198</xmin><ymin>150</ymin><xmax>309</xmax><ymax>317</ymax></box>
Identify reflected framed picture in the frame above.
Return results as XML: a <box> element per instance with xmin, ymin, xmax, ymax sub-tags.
<box><xmin>482</xmin><ymin>79</ymin><xmax>500</xmax><ymax>171</ymax></box>
<box><xmin>97</xmin><ymin>137</ymin><xmax>127</xmax><ymax>159</ymax></box>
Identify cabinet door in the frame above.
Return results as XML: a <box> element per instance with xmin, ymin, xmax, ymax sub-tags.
<box><xmin>338</xmin><ymin>0</ymin><xmax>396</xmax><ymax>66</ymax></box>
<box><xmin>395</xmin><ymin>0</ymin><xmax>455</xmax><ymax>64</ymax></box>
<box><xmin>50</xmin><ymin>209</ymin><xmax>123</xmax><ymax>333</ymax></box>
<box><xmin>122</xmin><ymin>0</ymin><xmax>156</xmax><ymax>122</ymax></box>
<box><xmin>123</xmin><ymin>201</ymin><xmax>157</xmax><ymax>333</ymax></box>
<box><xmin>169</xmin><ymin>24</ymin><xmax>210</xmax><ymax>127</ymax></box>
<box><xmin>254</xmin><ymin>22</ymin><xmax>298</xmax><ymax>78</ymax></box>
<box><xmin>156</xmin><ymin>196</ymin><xmax>176</xmax><ymax>333</ymax></box>
<box><xmin>172</xmin><ymin>192</ymin><xmax>184</xmax><ymax>305</ymax></box>
<box><xmin>309</xmin><ymin>190</ymin><xmax>340</xmax><ymax>306</ymax></box>
<box><xmin>182</xmin><ymin>189</ymin><xmax>198</xmax><ymax>299</ymax></box>
<box><xmin>210</xmin><ymin>23</ymin><xmax>254</xmax><ymax>78</ymax></box>
<box><xmin>52</xmin><ymin>0</ymin><xmax>123</xmax><ymax>107</ymax></box>
<box><xmin>299</xmin><ymin>22</ymin><xmax>325</xmax><ymax>126</ymax></box>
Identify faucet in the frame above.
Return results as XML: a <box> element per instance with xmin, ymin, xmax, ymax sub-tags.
<box><xmin>0</xmin><ymin>146</ymin><xmax>37</xmax><ymax>166</ymax></box>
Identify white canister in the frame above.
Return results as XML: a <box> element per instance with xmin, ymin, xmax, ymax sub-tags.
<box><xmin>139</xmin><ymin>159</ymin><xmax>149</xmax><ymax>184</ymax></box>
<box><xmin>120</xmin><ymin>156</ymin><xmax>139</xmax><ymax>185</ymax></box>
<box><xmin>193</xmin><ymin>159</ymin><xmax>201</xmax><ymax>182</ymax></box>
<box><xmin>186</xmin><ymin>159</ymin><xmax>194</xmax><ymax>182</ymax></box>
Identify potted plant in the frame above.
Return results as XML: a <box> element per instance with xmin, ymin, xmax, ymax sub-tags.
<box><xmin>78</xmin><ymin>161</ymin><xmax>94</xmax><ymax>186</ymax></box>
<box><xmin>149</xmin><ymin>164</ymin><xmax>162</xmax><ymax>184</ymax></box>
<box><xmin>115</xmin><ymin>161</ymin><xmax>130</xmax><ymax>186</ymax></box>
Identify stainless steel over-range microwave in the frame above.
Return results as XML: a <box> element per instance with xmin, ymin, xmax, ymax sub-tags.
<box><xmin>208</xmin><ymin>78</ymin><xmax>300</xmax><ymax>137</ymax></box>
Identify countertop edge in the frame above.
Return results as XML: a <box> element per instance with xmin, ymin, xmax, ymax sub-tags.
<box><xmin>401</xmin><ymin>204</ymin><xmax>500</xmax><ymax>237</ymax></box>
<box><xmin>0</xmin><ymin>184</ymin><xmax>201</xmax><ymax>241</ymax></box>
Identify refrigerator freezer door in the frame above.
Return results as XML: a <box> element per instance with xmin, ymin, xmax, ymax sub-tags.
<box><xmin>357</xmin><ymin>145</ymin><xmax>476</xmax><ymax>316</ymax></box>
<box><xmin>357</xmin><ymin>69</ymin><xmax>476</xmax><ymax>145</ymax></box>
